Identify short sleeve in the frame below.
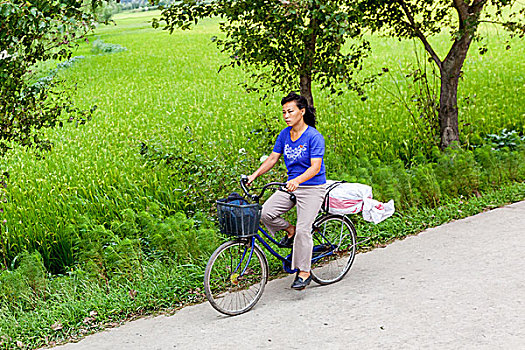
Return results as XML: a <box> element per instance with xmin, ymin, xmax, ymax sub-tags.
<box><xmin>310</xmin><ymin>132</ymin><xmax>325</xmax><ymax>158</ymax></box>
<box><xmin>272</xmin><ymin>129</ymin><xmax>285</xmax><ymax>154</ymax></box>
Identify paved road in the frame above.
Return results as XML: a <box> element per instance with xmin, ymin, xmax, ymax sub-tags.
<box><xmin>57</xmin><ymin>201</ymin><xmax>525</xmax><ymax>349</ymax></box>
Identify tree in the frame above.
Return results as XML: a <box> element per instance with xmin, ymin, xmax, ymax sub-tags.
<box><xmin>357</xmin><ymin>0</ymin><xmax>524</xmax><ymax>149</ymax></box>
<box><xmin>0</xmin><ymin>0</ymin><xmax>101</xmax><ymax>156</ymax></box>
<box><xmin>155</xmin><ymin>0</ymin><xmax>370</xmax><ymax>109</ymax></box>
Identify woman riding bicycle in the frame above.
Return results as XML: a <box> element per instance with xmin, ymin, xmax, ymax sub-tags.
<box><xmin>247</xmin><ymin>92</ymin><xmax>326</xmax><ymax>290</ymax></box>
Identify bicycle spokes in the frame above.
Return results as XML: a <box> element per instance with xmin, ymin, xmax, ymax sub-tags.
<box><xmin>310</xmin><ymin>215</ymin><xmax>357</xmax><ymax>285</ymax></box>
<box><xmin>204</xmin><ymin>241</ymin><xmax>268</xmax><ymax>315</ymax></box>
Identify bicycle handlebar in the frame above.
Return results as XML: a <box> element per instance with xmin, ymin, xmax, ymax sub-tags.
<box><xmin>240</xmin><ymin>175</ymin><xmax>287</xmax><ymax>203</ymax></box>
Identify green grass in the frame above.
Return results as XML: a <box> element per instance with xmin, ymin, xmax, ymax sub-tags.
<box><xmin>0</xmin><ymin>10</ymin><xmax>524</xmax><ymax>349</ymax></box>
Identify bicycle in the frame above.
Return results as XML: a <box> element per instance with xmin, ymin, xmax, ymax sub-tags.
<box><xmin>203</xmin><ymin>175</ymin><xmax>358</xmax><ymax>316</ymax></box>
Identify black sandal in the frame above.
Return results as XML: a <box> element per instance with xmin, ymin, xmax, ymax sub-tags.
<box><xmin>291</xmin><ymin>273</ymin><xmax>312</xmax><ymax>290</ymax></box>
<box><xmin>279</xmin><ymin>233</ymin><xmax>295</xmax><ymax>248</ymax></box>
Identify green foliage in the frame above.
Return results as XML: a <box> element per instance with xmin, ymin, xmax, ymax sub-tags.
<box><xmin>436</xmin><ymin>149</ymin><xmax>481</xmax><ymax>197</ymax></box>
<box><xmin>95</xmin><ymin>0</ymin><xmax>120</xmax><ymax>23</ymax></box>
<box><xmin>0</xmin><ymin>270</ymin><xmax>30</xmax><ymax>306</ymax></box>
<box><xmin>1</xmin><ymin>12</ymin><xmax>523</xmax><ymax>276</ymax></box>
<box><xmin>0</xmin><ymin>251</ymin><xmax>46</xmax><ymax>309</ymax></box>
<box><xmin>121</xmin><ymin>0</ymin><xmax>173</xmax><ymax>12</ymax></box>
<box><xmin>0</xmin><ymin>0</ymin><xmax>100</xmax><ymax>156</ymax></box>
<box><xmin>377</xmin><ymin>50</ymin><xmax>440</xmax><ymax>159</ymax></box>
<box><xmin>158</xmin><ymin>0</ymin><xmax>370</xmax><ymax>102</ymax></box>
<box><xmin>355</xmin><ymin>181</ymin><xmax>525</xmax><ymax>247</ymax></box>
<box><xmin>139</xmin><ymin>135</ymin><xmax>254</xmax><ymax>212</ymax></box>
<box><xmin>482</xmin><ymin>128</ymin><xmax>525</xmax><ymax>151</ymax></box>
<box><xmin>0</xmin><ymin>260</ymin><xmax>207</xmax><ymax>349</ymax></box>
<box><xmin>358</xmin><ymin>1</ymin><xmax>524</xmax><ymax>43</ymax></box>
<box><xmin>91</xmin><ymin>38</ymin><xmax>128</xmax><ymax>54</ymax></box>
<box><xmin>69</xmin><ymin>207</ymin><xmax>218</xmax><ymax>283</ymax></box>
<box><xmin>409</xmin><ymin>163</ymin><xmax>441</xmax><ymax>208</ymax></box>
<box><xmin>474</xmin><ymin>144</ymin><xmax>525</xmax><ymax>186</ymax></box>
<box><xmin>328</xmin><ymin>145</ymin><xmax>525</xmax><ymax>211</ymax></box>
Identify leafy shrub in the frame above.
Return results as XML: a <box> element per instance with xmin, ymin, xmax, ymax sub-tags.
<box><xmin>139</xmin><ymin>136</ymin><xmax>254</xmax><ymax>213</ymax></box>
<box><xmin>410</xmin><ymin>163</ymin><xmax>441</xmax><ymax>207</ymax></box>
<box><xmin>0</xmin><ymin>251</ymin><xmax>47</xmax><ymax>310</ymax></box>
<box><xmin>474</xmin><ymin>144</ymin><xmax>525</xmax><ymax>187</ymax></box>
<box><xmin>95</xmin><ymin>0</ymin><xmax>120</xmax><ymax>23</ymax></box>
<box><xmin>0</xmin><ymin>270</ymin><xmax>30</xmax><ymax>306</ymax></box>
<box><xmin>56</xmin><ymin>56</ymin><xmax>85</xmax><ymax>70</ymax></box>
<box><xmin>120</xmin><ymin>0</ymin><xmax>151</xmax><ymax>11</ymax></box>
<box><xmin>31</xmin><ymin>56</ymin><xmax>85</xmax><ymax>89</ymax></box>
<box><xmin>69</xmin><ymin>207</ymin><xmax>218</xmax><ymax>284</ymax></box>
<box><xmin>389</xmin><ymin>160</ymin><xmax>416</xmax><ymax>210</ymax></box>
<box><xmin>16</xmin><ymin>251</ymin><xmax>47</xmax><ymax>296</ymax></box>
<box><xmin>482</xmin><ymin>129</ymin><xmax>525</xmax><ymax>151</ymax></box>
<box><xmin>0</xmin><ymin>0</ymin><xmax>95</xmax><ymax>156</ymax></box>
<box><xmin>328</xmin><ymin>146</ymin><xmax>524</xmax><ymax>212</ymax></box>
<box><xmin>91</xmin><ymin>39</ymin><xmax>127</xmax><ymax>55</ymax></box>
<box><xmin>435</xmin><ymin>148</ymin><xmax>481</xmax><ymax>198</ymax></box>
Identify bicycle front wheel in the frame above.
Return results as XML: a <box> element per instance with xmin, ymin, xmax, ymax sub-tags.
<box><xmin>204</xmin><ymin>239</ymin><xmax>268</xmax><ymax>316</ymax></box>
<box><xmin>310</xmin><ymin>215</ymin><xmax>357</xmax><ymax>285</ymax></box>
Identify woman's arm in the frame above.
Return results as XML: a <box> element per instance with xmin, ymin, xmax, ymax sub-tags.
<box><xmin>247</xmin><ymin>152</ymin><xmax>281</xmax><ymax>185</ymax></box>
<box><xmin>286</xmin><ymin>158</ymin><xmax>322</xmax><ymax>192</ymax></box>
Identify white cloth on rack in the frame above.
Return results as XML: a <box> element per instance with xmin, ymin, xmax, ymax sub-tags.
<box><xmin>325</xmin><ymin>180</ymin><xmax>395</xmax><ymax>224</ymax></box>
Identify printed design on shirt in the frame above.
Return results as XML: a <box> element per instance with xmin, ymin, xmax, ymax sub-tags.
<box><xmin>284</xmin><ymin>143</ymin><xmax>307</xmax><ymax>161</ymax></box>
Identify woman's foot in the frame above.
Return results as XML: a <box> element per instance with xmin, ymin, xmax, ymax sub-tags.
<box><xmin>291</xmin><ymin>271</ymin><xmax>312</xmax><ymax>290</ymax></box>
<box><xmin>278</xmin><ymin>225</ymin><xmax>295</xmax><ymax>247</ymax></box>
<box><xmin>279</xmin><ymin>234</ymin><xmax>295</xmax><ymax>247</ymax></box>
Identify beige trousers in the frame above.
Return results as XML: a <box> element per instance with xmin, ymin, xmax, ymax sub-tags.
<box><xmin>260</xmin><ymin>184</ymin><xmax>326</xmax><ymax>272</ymax></box>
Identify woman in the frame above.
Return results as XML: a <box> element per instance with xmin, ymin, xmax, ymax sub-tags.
<box><xmin>247</xmin><ymin>92</ymin><xmax>326</xmax><ymax>290</ymax></box>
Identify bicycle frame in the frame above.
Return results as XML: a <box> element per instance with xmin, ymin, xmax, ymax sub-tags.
<box><xmin>231</xmin><ymin>214</ymin><xmax>339</xmax><ymax>278</ymax></box>
<box><xmin>253</xmin><ymin>226</ymin><xmax>289</xmax><ymax>264</ymax></box>
<box><xmin>232</xmin><ymin>176</ymin><xmax>357</xmax><ymax>277</ymax></box>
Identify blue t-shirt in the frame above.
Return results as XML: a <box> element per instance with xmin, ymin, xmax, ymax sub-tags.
<box><xmin>273</xmin><ymin>126</ymin><xmax>326</xmax><ymax>186</ymax></box>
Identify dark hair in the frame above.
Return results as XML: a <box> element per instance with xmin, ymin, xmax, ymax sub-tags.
<box><xmin>281</xmin><ymin>92</ymin><xmax>316</xmax><ymax>128</ymax></box>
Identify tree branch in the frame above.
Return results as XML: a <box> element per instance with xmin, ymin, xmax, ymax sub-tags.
<box><xmin>453</xmin><ymin>0</ymin><xmax>468</xmax><ymax>20</ymax></box>
<box><xmin>469</xmin><ymin>0</ymin><xmax>488</xmax><ymax>15</ymax></box>
<box><xmin>398</xmin><ymin>0</ymin><xmax>442</xmax><ymax>70</ymax></box>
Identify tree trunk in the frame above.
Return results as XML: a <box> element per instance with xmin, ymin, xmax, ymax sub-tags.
<box><xmin>438</xmin><ymin>33</ymin><xmax>474</xmax><ymax>149</ymax></box>
<box><xmin>299</xmin><ymin>11</ymin><xmax>317</xmax><ymax>109</ymax></box>
<box><xmin>437</xmin><ymin>0</ymin><xmax>485</xmax><ymax>149</ymax></box>
<box><xmin>300</xmin><ymin>73</ymin><xmax>314</xmax><ymax>108</ymax></box>
<box><xmin>439</xmin><ymin>68</ymin><xmax>461</xmax><ymax>149</ymax></box>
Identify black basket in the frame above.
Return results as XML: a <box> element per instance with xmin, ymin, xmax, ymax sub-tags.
<box><xmin>216</xmin><ymin>199</ymin><xmax>262</xmax><ymax>237</ymax></box>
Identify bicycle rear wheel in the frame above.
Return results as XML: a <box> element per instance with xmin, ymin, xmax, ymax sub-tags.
<box><xmin>310</xmin><ymin>214</ymin><xmax>357</xmax><ymax>285</ymax></box>
<box><xmin>204</xmin><ymin>239</ymin><xmax>268</xmax><ymax>316</ymax></box>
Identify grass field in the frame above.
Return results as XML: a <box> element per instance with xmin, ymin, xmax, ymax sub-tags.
<box><xmin>2</xmin><ymin>5</ymin><xmax>524</xmax><ymax>285</ymax></box>
<box><xmin>0</xmin><ymin>9</ymin><xmax>524</xmax><ymax>349</ymax></box>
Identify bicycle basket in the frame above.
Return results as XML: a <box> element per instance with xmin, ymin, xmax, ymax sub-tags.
<box><xmin>216</xmin><ymin>199</ymin><xmax>262</xmax><ymax>237</ymax></box>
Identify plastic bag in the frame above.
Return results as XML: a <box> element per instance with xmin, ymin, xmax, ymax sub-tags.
<box><xmin>362</xmin><ymin>198</ymin><xmax>395</xmax><ymax>224</ymax></box>
<box><xmin>324</xmin><ymin>180</ymin><xmax>395</xmax><ymax>224</ymax></box>
<box><xmin>324</xmin><ymin>181</ymin><xmax>372</xmax><ymax>214</ymax></box>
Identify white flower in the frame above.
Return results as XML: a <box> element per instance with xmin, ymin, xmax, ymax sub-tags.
<box><xmin>238</xmin><ymin>148</ymin><xmax>246</xmax><ymax>154</ymax></box>
<box><xmin>259</xmin><ymin>155</ymin><xmax>269</xmax><ymax>163</ymax></box>
<box><xmin>0</xmin><ymin>50</ymin><xmax>10</xmax><ymax>60</ymax></box>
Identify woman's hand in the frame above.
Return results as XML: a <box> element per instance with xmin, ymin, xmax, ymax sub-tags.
<box><xmin>247</xmin><ymin>174</ymin><xmax>257</xmax><ymax>186</ymax></box>
<box><xmin>286</xmin><ymin>179</ymin><xmax>300</xmax><ymax>192</ymax></box>
<box><xmin>286</xmin><ymin>159</ymin><xmax>322</xmax><ymax>191</ymax></box>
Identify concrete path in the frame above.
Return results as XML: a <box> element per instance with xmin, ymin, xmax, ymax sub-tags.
<box><xmin>56</xmin><ymin>201</ymin><xmax>525</xmax><ymax>349</ymax></box>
